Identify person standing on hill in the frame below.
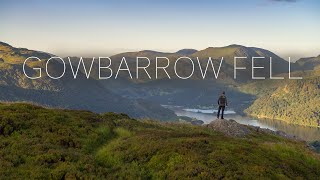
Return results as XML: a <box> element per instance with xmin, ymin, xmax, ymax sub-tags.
<box><xmin>217</xmin><ymin>91</ymin><xmax>228</xmax><ymax>119</ymax></box>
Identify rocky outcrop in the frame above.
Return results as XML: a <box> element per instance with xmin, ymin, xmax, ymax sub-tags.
<box><xmin>207</xmin><ymin>119</ymin><xmax>301</xmax><ymax>140</ymax></box>
<box><xmin>191</xmin><ymin>120</ymin><xmax>204</xmax><ymax>125</ymax></box>
<box><xmin>206</xmin><ymin>119</ymin><xmax>250</xmax><ymax>137</ymax></box>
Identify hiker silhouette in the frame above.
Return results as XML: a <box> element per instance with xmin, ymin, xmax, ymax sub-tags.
<box><xmin>217</xmin><ymin>91</ymin><xmax>228</xmax><ymax>119</ymax></box>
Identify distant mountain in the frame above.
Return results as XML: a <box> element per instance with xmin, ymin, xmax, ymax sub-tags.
<box><xmin>191</xmin><ymin>44</ymin><xmax>295</xmax><ymax>82</ymax></box>
<box><xmin>0</xmin><ymin>41</ymin><xmax>52</xmax><ymax>64</ymax></box>
<box><xmin>296</xmin><ymin>55</ymin><xmax>320</xmax><ymax>70</ymax></box>
<box><xmin>103</xmin><ymin>44</ymin><xmax>296</xmax><ymax>84</ymax></box>
<box><xmin>60</xmin><ymin>44</ymin><xmax>303</xmax><ymax>113</ymax></box>
<box><xmin>0</xmin><ymin>41</ymin><xmax>177</xmax><ymax>121</ymax></box>
<box><xmin>111</xmin><ymin>50</ymin><xmax>174</xmax><ymax>59</ymax></box>
<box><xmin>176</xmin><ymin>49</ymin><xmax>198</xmax><ymax>55</ymax></box>
<box><xmin>2</xmin><ymin>41</ymin><xmax>318</xmax><ymax>126</ymax></box>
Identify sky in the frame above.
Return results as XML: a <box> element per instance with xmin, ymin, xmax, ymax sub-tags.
<box><xmin>0</xmin><ymin>0</ymin><xmax>319</xmax><ymax>60</ymax></box>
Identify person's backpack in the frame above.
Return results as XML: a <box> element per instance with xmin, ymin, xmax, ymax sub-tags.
<box><xmin>218</xmin><ymin>95</ymin><xmax>226</xmax><ymax>106</ymax></box>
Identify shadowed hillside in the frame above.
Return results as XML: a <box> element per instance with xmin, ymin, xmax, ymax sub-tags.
<box><xmin>0</xmin><ymin>42</ymin><xmax>177</xmax><ymax>121</ymax></box>
<box><xmin>296</xmin><ymin>55</ymin><xmax>320</xmax><ymax>71</ymax></box>
<box><xmin>1</xmin><ymin>41</ymin><xmax>319</xmax><ymax>126</ymax></box>
<box><xmin>240</xmin><ymin>69</ymin><xmax>320</xmax><ymax>127</ymax></box>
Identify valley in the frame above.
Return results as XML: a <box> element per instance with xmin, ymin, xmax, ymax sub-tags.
<box><xmin>1</xmin><ymin>41</ymin><xmax>319</xmax><ymax>128</ymax></box>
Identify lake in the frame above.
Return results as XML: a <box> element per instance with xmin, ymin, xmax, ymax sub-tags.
<box><xmin>165</xmin><ymin>106</ymin><xmax>320</xmax><ymax>142</ymax></box>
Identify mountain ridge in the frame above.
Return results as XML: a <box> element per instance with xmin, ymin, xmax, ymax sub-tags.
<box><xmin>0</xmin><ymin>41</ymin><xmax>318</xmax><ymax>126</ymax></box>
<box><xmin>0</xmin><ymin>41</ymin><xmax>178</xmax><ymax>121</ymax></box>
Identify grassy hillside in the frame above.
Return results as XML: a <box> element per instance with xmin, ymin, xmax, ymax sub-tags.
<box><xmin>0</xmin><ymin>103</ymin><xmax>319</xmax><ymax>179</ymax></box>
<box><xmin>241</xmin><ymin>70</ymin><xmax>320</xmax><ymax>127</ymax></box>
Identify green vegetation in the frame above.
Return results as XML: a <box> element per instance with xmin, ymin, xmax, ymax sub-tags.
<box><xmin>0</xmin><ymin>103</ymin><xmax>319</xmax><ymax>179</ymax></box>
<box><xmin>242</xmin><ymin>70</ymin><xmax>320</xmax><ymax>127</ymax></box>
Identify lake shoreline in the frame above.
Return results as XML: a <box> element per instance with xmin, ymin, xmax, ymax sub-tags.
<box><xmin>163</xmin><ymin>105</ymin><xmax>320</xmax><ymax>142</ymax></box>
<box><xmin>245</xmin><ymin>112</ymin><xmax>320</xmax><ymax>128</ymax></box>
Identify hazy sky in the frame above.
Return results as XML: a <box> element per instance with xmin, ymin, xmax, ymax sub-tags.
<box><xmin>0</xmin><ymin>0</ymin><xmax>319</xmax><ymax>60</ymax></box>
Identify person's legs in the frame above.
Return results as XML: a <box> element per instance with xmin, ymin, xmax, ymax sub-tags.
<box><xmin>221</xmin><ymin>106</ymin><xmax>225</xmax><ymax>119</ymax></box>
<box><xmin>217</xmin><ymin>106</ymin><xmax>221</xmax><ymax>119</ymax></box>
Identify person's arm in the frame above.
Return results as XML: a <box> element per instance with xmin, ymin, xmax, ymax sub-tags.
<box><xmin>217</xmin><ymin>98</ymin><xmax>220</xmax><ymax>105</ymax></box>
